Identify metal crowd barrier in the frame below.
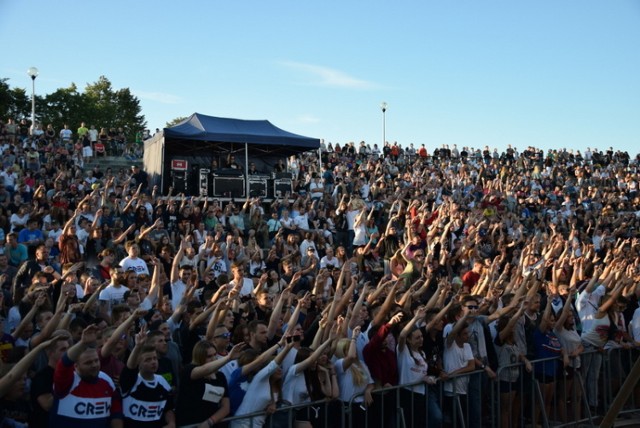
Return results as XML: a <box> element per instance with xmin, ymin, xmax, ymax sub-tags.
<box><xmin>219</xmin><ymin>347</ymin><xmax>640</xmax><ymax>427</ymax></box>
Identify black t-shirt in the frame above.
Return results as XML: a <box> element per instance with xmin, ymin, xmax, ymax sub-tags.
<box><xmin>422</xmin><ymin>329</ymin><xmax>444</xmax><ymax>377</ymax></box>
<box><xmin>30</xmin><ymin>365</ymin><xmax>54</xmax><ymax>427</ymax></box>
<box><xmin>120</xmin><ymin>366</ymin><xmax>174</xmax><ymax>428</ymax></box>
<box><xmin>175</xmin><ymin>364</ymin><xmax>229</xmax><ymax>426</ymax></box>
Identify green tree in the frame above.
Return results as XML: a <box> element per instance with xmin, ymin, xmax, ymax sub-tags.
<box><xmin>165</xmin><ymin>116</ymin><xmax>188</xmax><ymax>127</ymax></box>
<box><xmin>83</xmin><ymin>76</ymin><xmax>146</xmax><ymax>140</ymax></box>
<box><xmin>113</xmin><ymin>87</ymin><xmax>145</xmax><ymax>134</ymax></box>
<box><xmin>0</xmin><ymin>78</ymin><xmax>11</xmax><ymax>119</ymax></box>
<box><xmin>0</xmin><ymin>75</ymin><xmax>146</xmax><ymax>138</ymax></box>
<box><xmin>41</xmin><ymin>83</ymin><xmax>85</xmax><ymax>131</ymax></box>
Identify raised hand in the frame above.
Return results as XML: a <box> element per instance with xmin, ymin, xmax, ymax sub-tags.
<box><xmin>80</xmin><ymin>325</ymin><xmax>101</xmax><ymax>346</ymax></box>
<box><xmin>134</xmin><ymin>329</ymin><xmax>148</xmax><ymax>347</ymax></box>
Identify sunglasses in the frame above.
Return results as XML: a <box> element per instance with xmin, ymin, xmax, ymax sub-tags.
<box><xmin>215</xmin><ymin>332</ymin><xmax>232</xmax><ymax>339</ymax></box>
<box><xmin>465</xmin><ymin>305</ymin><xmax>479</xmax><ymax>310</ymax></box>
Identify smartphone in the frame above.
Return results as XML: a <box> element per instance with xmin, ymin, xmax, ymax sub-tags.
<box><xmin>286</xmin><ymin>336</ymin><xmax>293</xmax><ymax>344</ymax></box>
<box><xmin>293</xmin><ymin>335</ymin><xmax>301</xmax><ymax>343</ymax></box>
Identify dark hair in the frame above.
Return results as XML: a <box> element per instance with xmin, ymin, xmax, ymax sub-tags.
<box><xmin>248</xmin><ymin>320</ymin><xmax>267</xmax><ymax>335</ymax></box>
<box><xmin>294</xmin><ymin>347</ymin><xmax>324</xmax><ymax>400</ymax></box>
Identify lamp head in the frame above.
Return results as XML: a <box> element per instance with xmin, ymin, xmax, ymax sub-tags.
<box><xmin>27</xmin><ymin>67</ymin><xmax>39</xmax><ymax>80</ymax></box>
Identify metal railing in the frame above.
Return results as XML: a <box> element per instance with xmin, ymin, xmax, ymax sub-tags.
<box><xmin>220</xmin><ymin>347</ymin><xmax>640</xmax><ymax>427</ymax></box>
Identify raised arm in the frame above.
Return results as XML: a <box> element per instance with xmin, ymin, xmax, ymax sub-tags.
<box><xmin>397</xmin><ymin>306</ymin><xmax>427</xmax><ymax>352</ymax></box>
<box><xmin>446</xmin><ymin>312</ymin><xmax>470</xmax><ymax>347</ymax></box>
<box><xmin>341</xmin><ymin>326</ymin><xmax>361</xmax><ymax>371</ymax></box>
<box><xmin>499</xmin><ymin>300</ymin><xmax>526</xmax><ymax>342</ymax></box>
<box><xmin>171</xmin><ymin>239</ymin><xmax>187</xmax><ymax>283</ymax></box>
<box><xmin>294</xmin><ymin>338</ymin><xmax>332</xmax><ymax>374</ymax></box>
<box><xmin>102</xmin><ymin>308</ymin><xmax>147</xmax><ymax>358</ymax></box>
<box><xmin>191</xmin><ymin>342</ymin><xmax>245</xmax><ymax>380</ymax></box>
<box><xmin>0</xmin><ymin>335</ymin><xmax>65</xmax><ymax>398</ymax></box>
<box><xmin>241</xmin><ymin>343</ymin><xmax>280</xmax><ymax>377</ymax></box>
<box><xmin>371</xmin><ymin>282</ymin><xmax>400</xmax><ymax>330</ymax></box>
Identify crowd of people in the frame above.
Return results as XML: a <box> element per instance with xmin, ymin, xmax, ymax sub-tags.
<box><xmin>1</xmin><ymin>115</ymin><xmax>640</xmax><ymax>427</ymax></box>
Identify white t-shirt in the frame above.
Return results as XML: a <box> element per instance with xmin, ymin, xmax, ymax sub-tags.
<box><xmin>207</xmin><ymin>256</ymin><xmax>227</xmax><ymax>278</ymax></box>
<box><xmin>576</xmin><ymin>285</ymin><xmax>606</xmax><ymax>331</ymax></box>
<box><xmin>293</xmin><ymin>214</ymin><xmax>310</xmax><ymax>231</ymax></box>
<box><xmin>283</xmin><ymin>363</ymin><xmax>310</xmax><ymax>405</ymax></box>
<box><xmin>120</xmin><ymin>256</ymin><xmax>149</xmax><ymax>276</ymax></box>
<box><xmin>170</xmin><ymin>280</ymin><xmax>187</xmax><ymax>310</ymax></box>
<box><xmin>443</xmin><ymin>341</ymin><xmax>474</xmax><ymax>395</ymax></box>
<box><xmin>309</xmin><ymin>181</ymin><xmax>324</xmax><ymax>198</ymax></box>
<box><xmin>397</xmin><ymin>344</ymin><xmax>428</xmax><ymax>395</ymax></box>
<box><xmin>280</xmin><ymin>347</ymin><xmax>298</xmax><ymax>382</ymax></box>
<box><xmin>99</xmin><ymin>284</ymin><xmax>130</xmax><ymax>314</ymax></box>
<box><xmin>320</xmin><ymin>255</ymin><xmax>341</xmax><ymax>270</ymax></box>
<box><xmin>334</xmin><ymin>358</ymin><xmax>373</xmax><ymax>403</ymax></box>
<box><xmin>630</xmin><ymin>307</ymin><xmax>640</xmax><ymax>343</ymax></box>
<box><xmin>229</xmin><ymin>277</ymin><xmax>254</xmax><ymax>297</ymax></box>
<box><xmin>232</xmin><ymin>360</ymin><xmax>279</xmax><ymax>428</ymax></box>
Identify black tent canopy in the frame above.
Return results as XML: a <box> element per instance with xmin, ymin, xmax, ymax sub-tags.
<box><xmin>143</xmin><ymin>113</ymin><xmax>321</xmax><ymax>193</ymax></box>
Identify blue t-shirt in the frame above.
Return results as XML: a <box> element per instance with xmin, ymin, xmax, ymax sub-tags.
<box><xmin>18</xmin><ymin>228</ymin><xmax>44</xmax><ymax>244</ymax></box>
<box><xmin>227</xmin><ymin>367</ymin><xmax>249</xmax><ymax>415</ymax></box>
<box><xmin>533</xmin><ymin>329</ymin><xmax>562</xmax><ymax>376</ymax></box>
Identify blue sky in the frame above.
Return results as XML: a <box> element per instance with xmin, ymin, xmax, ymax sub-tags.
<box><xmin>1</xmin><ymin>0</ymin><xmax>639</xmax><ymax>155</ymax></box>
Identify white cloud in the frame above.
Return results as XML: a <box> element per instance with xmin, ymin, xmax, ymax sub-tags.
<box><xmin>134</xmin><ymin>90</ymin><xmax>183</xmax><ymax>104</ymax></box>
<box><xmin>279</xmin><ymin>61</ymin><xmax>377</xmax><ymax>89</ymax></box>
<box><xmin>296</xmin><ymin>114</ymin><xmax>321</xmax><ymax>124</ymax></box>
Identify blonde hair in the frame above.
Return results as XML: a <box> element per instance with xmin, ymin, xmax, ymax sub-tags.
<box><xmin>335</xmin><ymin>338</ymin><xmax>367</xmax><ymax>387</ymax></box>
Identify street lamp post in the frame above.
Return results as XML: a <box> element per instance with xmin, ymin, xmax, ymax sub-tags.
<box><xmin>380</xmin><ymin>102</ymin><xmax>387</xmax><ymax>147</ymax></box>
<box><xmin>27</xmin><ymin>67</ymin><xmax>39</xmax><ymax>132</ymax></box>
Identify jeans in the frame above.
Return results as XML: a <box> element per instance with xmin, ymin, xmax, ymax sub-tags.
<box><xmin>467</xmin><ymin>371</ymin><xmax>483</xmax><ymax>428</ymax></box>
<box><xmin>427</xmin><ymin>385</ymin><xmax>444</xmax><ymax>427</ymax></box>
<box><xmin>581</xmin><ymin>343</ymin><xmax>602</xmax><ymax>407</ymax></box>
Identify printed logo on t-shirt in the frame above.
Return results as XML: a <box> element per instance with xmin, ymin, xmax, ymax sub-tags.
<box><xmin>57</xmin><ymin>397</ymin><xmax>112</xmax><ymax>419</ymax></box>
<box><xmin>202</xmin><ymin>384</ymin><xmax>225</xmax><ymax>404</ymax></box>
<box><xmin>124</xmin><ymin>398</ymin><xmax>167</xmax><ymax>421</ymax></box>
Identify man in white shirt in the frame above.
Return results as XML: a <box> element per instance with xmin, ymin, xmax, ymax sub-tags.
<box><xmin>320</xmin><ymin>247</ymin><xmax>341</xmax><ymax>270</ymax></box>
<box><xmin>293</xmin><ymin>207</ymin><xmax>311</xmax><ymax>232</ymax></box>
<box><xmin>229</xmin><ymin>262</ymin><xmax>254</xmax><ymax>297</ymax></box>
<box><xmin>59</xmin><ymin>124</ymin><xmax>73</xmax><ymax>143</ymax></box>
<box><xmin>309</xmin><ymin>174</ymin><xmax>324</xmax><ymax>201</ymax></box>
<box><xmin>99</xmin><ymin>267</ymin><xmax>129</xmax><ymax>315</ymax></box>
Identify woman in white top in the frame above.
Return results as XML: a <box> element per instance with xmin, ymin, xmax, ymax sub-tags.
<box><xmin>555</xmin><ymin>288</ymin><xmax>584</xmax><ymax>422</ymax></box>
<box><xmin>333</xmin><ymin>329</ymin><xmax>375</xmax><ymax>427</ymax></box>
<box><xmin>231</xmin><ymin>341</ymin><xmax>295</xmax><ymax>428</ymax></box>
<box><xmin>494</xmin><ymin>301</ymin><xmax>530</xmax><ymax>428</ymax></box>
<box><xmin>9</xmin><ymin>205</ymin><xmax>29</xmax><ymax>232</ymax></box>
<box><xmin>352</xmin><ymin>206</ymin><xmax>368</xmax><ymax>247</ymax></box>
<box><xmin>282</xmin><ymin>339</ymin><xmax>334</xmax><ymax>428</ymax></box>
<box><xmin>397</xmin><ymin>306</ymin><xmax>439</xmax><ymax>427</ymax></box>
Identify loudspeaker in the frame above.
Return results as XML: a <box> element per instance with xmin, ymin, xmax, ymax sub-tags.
<box><xmin>199</xmin><ymin>168</ymin><xmax>212</xmax><ymax>197</ymax></box>
<box><xmin>213</xmin><ymin>176</ymin><xmax>245</xmax><ymax>198</ymax></box>
<box><xmin>249</xmin><ymin>177</ymin><xmax>268</xmax><ymax>198</ymax></box>
<box><xmin>274</xmin><ymin>178</ymin><xmax>292</xmax><ymax>198</ymax></box>
<box><xmin>171</xmin><ymin>170</ymin><xmax>188</xmax><ymax>194</ymax></box>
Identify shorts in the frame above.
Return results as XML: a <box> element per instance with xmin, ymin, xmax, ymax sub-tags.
<box><xmin>499</xmin><ymin>377</ymin><xmax>521</xmax><ymax>393</ymax></box>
